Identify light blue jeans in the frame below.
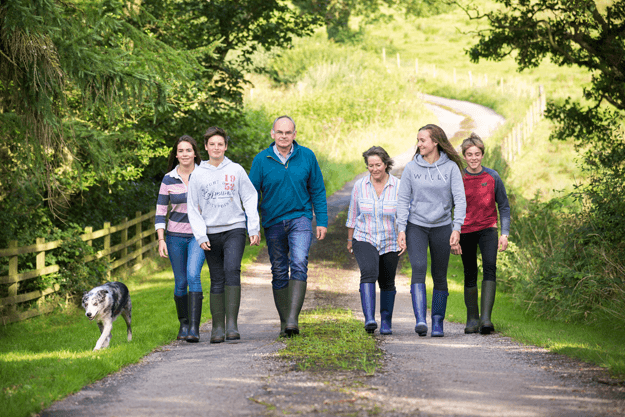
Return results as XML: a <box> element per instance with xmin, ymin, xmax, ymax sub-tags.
<box><xmin>265</xmin><ymin>216</ymin><xmax>313</xmax><ymax>290</ymax></box>
<box><xmin>166</xmin><ymin>235</ymin><xmax>205</xmax><ymax>296</ymax></box>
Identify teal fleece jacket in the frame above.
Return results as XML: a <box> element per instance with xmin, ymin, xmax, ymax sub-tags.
<box><xmin>249</xmin><ymin>141</ymin><xmax>328</xmax><ymax>228</ymax></box>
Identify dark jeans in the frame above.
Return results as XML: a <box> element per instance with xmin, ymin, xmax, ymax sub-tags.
<box><xmin>352</xmin><ymin>240</ymin><xmax>399</xmax><ymax>291</ymax></box>
<box><xmin>203</xmin><ymin>228</ymin><xmax>247</xmax><ymax>294</ymax></box>
<box><xmin>265</xmin><ymin>216</ymin><xmax>313</xmax><ymax>290</ymax></box>
<box><xmin>460</xmin><ymin>227</ymin><xmax>498</xmax><ymax>288</ymax></box>
<box><xmin>405</xmin><ymin>222</ymin><xmax>452</xmax><ymax>292</ymax></box>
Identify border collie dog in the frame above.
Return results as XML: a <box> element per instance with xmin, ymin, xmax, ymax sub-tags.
<box><xmin>82</xmin><ymin>282</ymin><xmax>132</xmax><ymax>351</ymax></box>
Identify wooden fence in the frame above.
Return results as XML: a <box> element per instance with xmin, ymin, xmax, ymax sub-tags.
<box><xmin>0</xmin><ymin>210</ymin><xmax>158</xmax><ymax>325</ymax></box>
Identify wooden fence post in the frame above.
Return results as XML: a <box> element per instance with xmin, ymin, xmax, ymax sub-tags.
<box><xmin>135</xmin><ymin>211</ymin><xmax>142</xmax><ymax>263</ymax></box>
<box><xmin>8</xmin><ymin>240</ymin><xmax>18</xmax><ymax>314</ymax></box>
<box><xmin>104</xmin><ymin>222</ymin><xmax>111</xmax><ymax>280</ymax></box>
<box><xmin>36</xmin><ymin>237</ymin><xmax>45</xmax><ymax>307</ymax></box>
<box><xmin>85</xmin><ymin>226</ymin><xmax>93</xmax><ymax>247</ymax></box>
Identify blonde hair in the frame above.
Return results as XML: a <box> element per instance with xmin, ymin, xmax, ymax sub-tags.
<box><xmin>461</xmin><ymin>133</ymin><xmax>485</xmax><ymax>156</ymax></box>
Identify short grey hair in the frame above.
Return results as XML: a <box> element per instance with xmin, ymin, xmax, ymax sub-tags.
<box><xmin>362</xmin><ymin>146</ymin><xmax>394</xmax><ymax>173</ymax></box>
<box><xmin>272</xmin><ymin>115</ymin><xmax>296</xmax><ymax>131</ymax></box>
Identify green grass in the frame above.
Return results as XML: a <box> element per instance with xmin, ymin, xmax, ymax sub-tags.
<box><xmin>279</xmin><ymin>308</ymin><xmax>381</xmax><ymax>374</ymax></box>
<box><xmin>401</xmin><ymin>253</ymin><xmax>625</xmax><ymax>378</ymax></box>
<box><xmin>0</xmin><ymin>243</ymin><xmax>263</xmax><ymax>417</ymax></box>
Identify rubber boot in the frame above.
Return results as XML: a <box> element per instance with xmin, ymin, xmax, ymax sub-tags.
<box><xmin>186</xmin><ymin>292</ymin><xmax>203</xmax><ymax>343</ymax></box>
<box><xmin>174</xmin><ymin>295</ymin><xmax>189</xmax><ymax>340</ymax></box>
<box><xmin>379</xmin><ymin>290</ymin><xmax>396</xmax><ymax>335</ymax></box>
<box><xmin>410</xmin><ymin>283</ymin><xmax>428</xmax><ymax>336</ymax></box>
<box><xmin>209</xmin><ymin>292</ymin><xmax>225</xmax><ymax>343</ymax></box>
<box><xmin>359</xmin><ymin>283</ymin><xmax>377</xmax><ymax>334</ymax></box>
<box><xmin>285</xmin><ymin>280</ymin><xmax>307</xmax><ymax>337</ymax></box>
<box><xmin>480</xmin><ymin>280</ymin><xmax>497</xmax><ymax>334</ymax></box>
<box><xmin>464</xmin><ymin>286</ymin><xmax>480</xmax><ymax>334</ymax></box>
<box><xmin>225</xmin><ymin>285</ymin><xmax>241</xmax><ymax>341</ymax></box>
<box><xmin>273</xmin><ymin>287</ymin><xmax>289</xmax><ymax>337</ymax></box>
<box><xmin>431</xmin><ymin>289</ymin><xmax>448</xmax><ymax>337</ymax></box>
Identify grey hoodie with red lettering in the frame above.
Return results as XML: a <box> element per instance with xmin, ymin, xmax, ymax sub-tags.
<box><xmin>187</xmin><ymin>157</ymin><xmax>260</xmax><ymax>246</ymax></box>
<box><xmin>396</xmin><ymin>151</ymin><xmax>466</xmax><ymax>232</ymax></box>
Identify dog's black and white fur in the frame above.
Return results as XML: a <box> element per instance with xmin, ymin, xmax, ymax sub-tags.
<box><xmin>82</xmin><ymin>281</ymin><xmax>132</xmax><ymax>351</ymax></box>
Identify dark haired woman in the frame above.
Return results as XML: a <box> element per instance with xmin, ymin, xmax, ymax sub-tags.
<box><xmin>155</xmin><ymin>135</ymin><xmax>206</xmax><ymax>343</ymax></box>
<box><xmin>397</xmin><ymin>124</ymin><xmax>466</xmax><ymax>337</ymax></box>
<box><xmin>346</xmin><ymin>146</ymin><xmax>404</xmax><ymax>335</ymax></box>
<box><xmin>453</xmin><ymin>133</ymin><xmax>510</xmax><ymax>334</ymax></box>
<box><xmin>187</xmin><ymin>127</ymin><xmax>260</xmax><ymax>343</ymax></box>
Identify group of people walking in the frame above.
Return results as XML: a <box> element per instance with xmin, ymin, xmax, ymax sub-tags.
<box><xmin>155</xmin><ymin>116</ymin><xmax>509</xmax><ymax>343</ymax></box>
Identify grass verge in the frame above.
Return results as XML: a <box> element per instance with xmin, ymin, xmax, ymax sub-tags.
<box><xmin>0</xmin><ymin>243</ymin><xmax>263</xmax><ymax>417</ymax></box>
<box><xmin>279</xmin><ymin>308</ymin><xmax>381</xmax><ymax>374</ymax></box>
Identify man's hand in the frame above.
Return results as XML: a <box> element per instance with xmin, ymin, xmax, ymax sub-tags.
<box><xmin>316</xmin><ymin>226</ymin><xmax>327</xmax><ymax>240</ymax></box>
<box><xmin>250</xmin><ymin>234</ymin><xmax>260</xmax><ymax>246</ymax></box>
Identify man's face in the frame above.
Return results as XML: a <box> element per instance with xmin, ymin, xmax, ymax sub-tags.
<box><xmin>271</xmin><ymin>118</ymin><xmax>296</xmax><ymax>152</ymax></box>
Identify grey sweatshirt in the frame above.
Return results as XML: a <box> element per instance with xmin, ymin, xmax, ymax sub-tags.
<box><xmin>187</xmin><ymin>157</ymin><xmax>260</xmax><ymax>246</ymax></box>
<box><xmin>396</xmin><ymin>151</ymin><xmax>466</xmax><ymax>232</ymax></box>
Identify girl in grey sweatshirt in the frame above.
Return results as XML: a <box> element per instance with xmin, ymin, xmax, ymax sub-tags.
<box><xmin>397</xmin><ymin>124</ymin><xmax>466</xmax><ymax>338</ymax></box>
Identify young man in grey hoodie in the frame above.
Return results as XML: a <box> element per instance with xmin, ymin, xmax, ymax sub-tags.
<box><xmin>187</xmin><ymin>127</ymin><xmax>260</xmax><ymax>343</ymax></box>
<box><xmin>397</xmin><ymin>124</ymin><xmax>466</xmax><ymax>337</ymax></box>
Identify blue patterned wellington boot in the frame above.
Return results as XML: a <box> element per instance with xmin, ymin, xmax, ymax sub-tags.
<box><xmin>410</xmin><ymin>283</ymin><xmax>428</xmax><ymax>336</ymax></box>
<box><xmin>431</xmin><ymin>289</ymin><xmax>449</xmax><ymax>337</ymax></box>
<box><xmin>359</xmin><ymin>283</ymin><xmax>377</xmax><ymax>333</ymax></box>
<box><xmin>379</xmin><ymin>291</ymin><xmax>396</xmax><ymax>335</ymax></box>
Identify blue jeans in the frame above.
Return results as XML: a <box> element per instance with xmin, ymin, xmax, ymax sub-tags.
<box><xmin>166</xmin><ymin>235</ymin><xmax>205</xmax><ymax>296</ymax></box>
<box><xmin>405</xmin><ymin>222</ymin><xmax>452</xmax><ymax>292</ymax></box>
<box><xmin>203</xmin><ymin>228</ymin><xmax>247</xmax><ymax>294</ymax></box>
<box><xmin>265</xmin><ymin>216</ymin><xmax>313</xmax><ymax>290</ymax></box>
<box><xmin>460</xmin><ymin>227</ymin><xmax>498</xmax><ymax>287</ymax></box>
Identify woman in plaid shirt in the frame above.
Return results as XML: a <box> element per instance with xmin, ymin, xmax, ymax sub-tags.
<box><xmin>346</xmin><ymin>146</ymin><xmax>404</xmax><ymax>335</ymax></box>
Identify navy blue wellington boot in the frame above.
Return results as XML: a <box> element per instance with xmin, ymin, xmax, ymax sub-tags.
<box><xmin>379</xmin><ymin>291</ymin><xmax>396</xmax><ymax>335</ymax></box>
<box><xmin>359</xmin><ymin>283</ymin><xmax>377</xmax><ymax>333</ymax></box>
<box><xmin>431</xmin><ymin>289</ymin><xmax>449</xmax><ymax>337</ymax></box>
<box><xmin>410</xmin><ymin>283</ymin><xmax>428</xmax><ymax>336</ymax></box>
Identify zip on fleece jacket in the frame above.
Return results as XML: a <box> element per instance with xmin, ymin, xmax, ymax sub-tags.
<box><xmin>187</xmin><ymin>157</ymin><xmax>260</xmax><ymax>246</ymax></box>
<box><xmin>248</xmin><ymin>140</ymin><xmax>328</xmax><ymax>229</ymax></box>
<box><xmin>396</xmin><ymin>151</ymin><xmax>466</xmax><ymax>232</ymax></box>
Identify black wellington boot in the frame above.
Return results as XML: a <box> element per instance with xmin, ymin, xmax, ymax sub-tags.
<box><xmin>210</xmin><ymin>292</ymin><xmax>226</xmax><ymax>343</ymax></box>
<box><xmin>285</xmin><ymin>280</ymin><xmax>307</xmax><ymax>337</ymax></box>
<box><xmin>225</xmin><ymin>286</ymin><xmax>241</xmax><ymax>341</ymax></box>
<box><xmin>174</xmin><ymin>295</ymin><xmax>189</xmax><ymax>340</ymax></box>
<box><xmin>187</xmin><ymin>292</ymin><xmax>203</xmax><ymax>343</ymax></box>
<box><xmin>480</xmin><ymin>281</ymin><xmax>497</xmax><ymax>334</ymax></box>
<box><xmin>273</xmin><ymin>287</ymin><xmax>289</xmax><ymax>337</ymax></box>
<box><xmin>464</xmin><ymin>286</ymin><xmax>480</xmax><ymax>334</ymax></box>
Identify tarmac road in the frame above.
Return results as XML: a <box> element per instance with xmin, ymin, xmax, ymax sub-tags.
<box><xmin>41</xmin><ymin>98</ymin><xmax>624</xmax><ymax>417</ymax></box>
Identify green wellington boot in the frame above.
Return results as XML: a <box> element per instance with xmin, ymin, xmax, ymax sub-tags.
<box><xmin>273</xmin><ymin>287</ymin><xmax>289</xmax><ymax>337</ymax></box>
<box><xmin>285</xmin><ymin>280</ymin><xmax>307</xmax><ymax>337</ymax></box>
<box><xmin>210</xmin><ymin>292</ymin><xmax>226</xmax><ymax>343</ymax></box>
<box><xmin>480</xmin><ymin>280</ymin><xmax>497</xmax><ymax>334</ymax></box>
<box><xmin>225</xmin><ymin>286</ymin><xmax>241</xmax><ymax>341</ymax></box>
<box><xmin>464</xmin><ymin>286</ymin><xmax>480</xmax><ymax>334</ymax></box>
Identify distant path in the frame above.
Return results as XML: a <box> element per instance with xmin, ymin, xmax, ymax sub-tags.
<box><xmin>42</xmin><ymin>97</ymin><xmax>624</xmax><ymax>417</ymax></box>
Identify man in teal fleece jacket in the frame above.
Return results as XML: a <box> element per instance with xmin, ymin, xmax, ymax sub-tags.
<box><xmin>249</xmin><ymin>115</ymin><xmax>328</xmax><ymax>337</ymax></box>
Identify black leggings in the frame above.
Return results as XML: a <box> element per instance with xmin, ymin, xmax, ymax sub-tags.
<box><xmin>352</xmin><ymin>240</ymin><xmax>399</xmax><ymax>292</ymax></box>
<box><xmin>460</xmin><ymin>227</ymin><xmax>498</xmax><ymax>288</ymax></box>
<box><xmin>203</xmin><ymin>228</ymin><xmax>246</xmax><ymax>294</ymax></box>
<box><xmin>405</xmin><ymin>222</ymin><xmax>452</xmax><ymax>292</ymax></box>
